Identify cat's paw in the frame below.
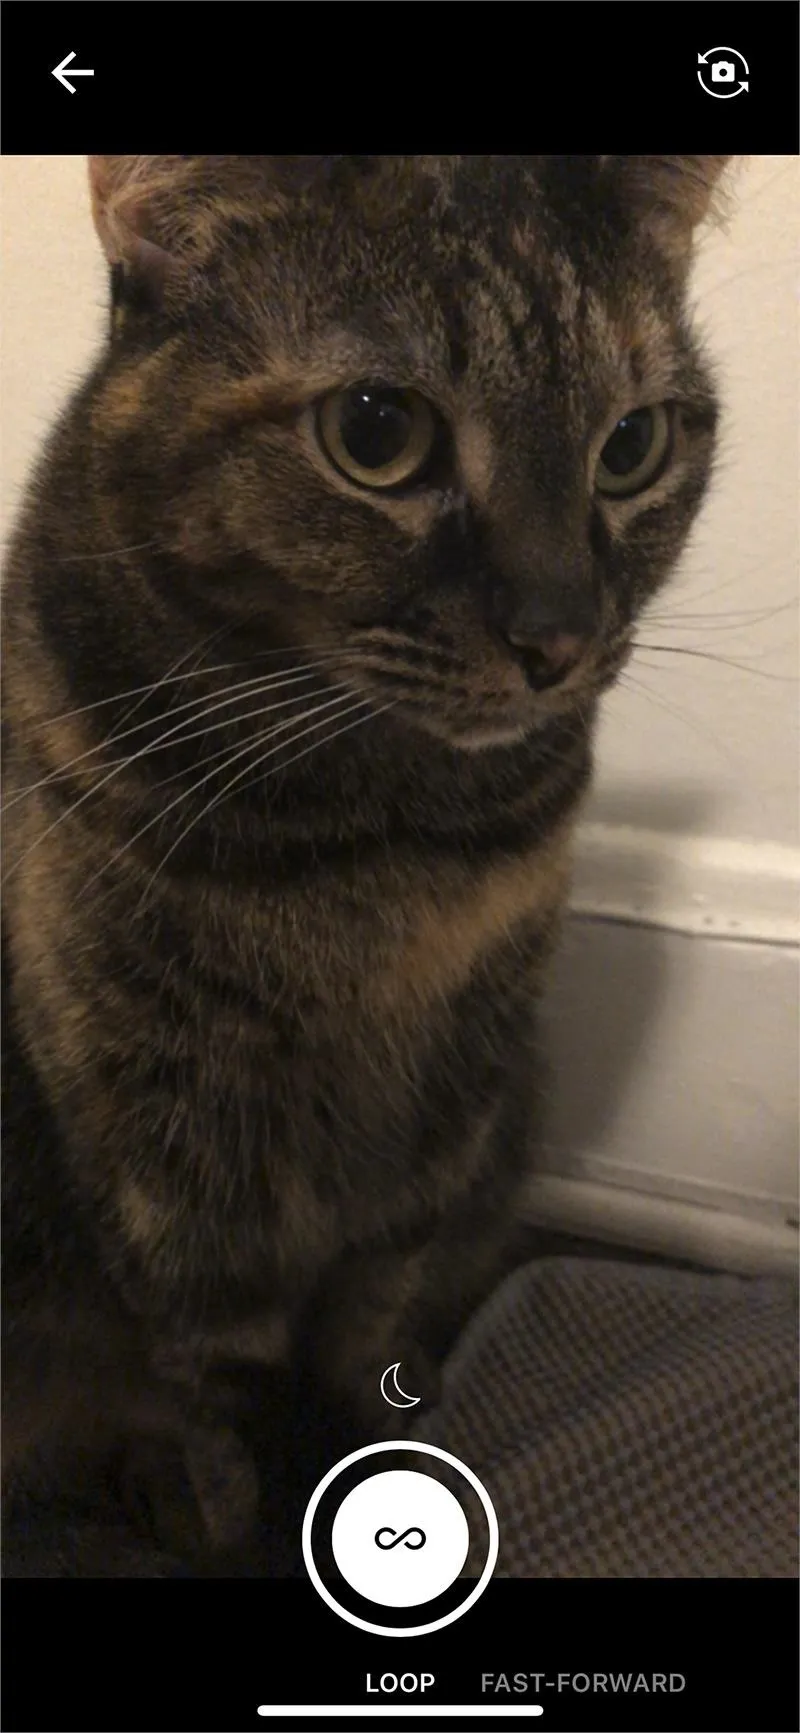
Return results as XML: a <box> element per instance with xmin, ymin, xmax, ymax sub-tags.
<box><xmin>119</xmin><ymin>1422</ymin><xmax>259</xmax><ymax>1558</ymax></box>
<box><xmin>119</xmin><ymin>1433</ymin><xmax>208</xmax><ymax>1558</ymax></box>
<box><xmin>183</xmin><ymin>1421</ymin><xmax>260</xmax><ymax>1550</ymax></box>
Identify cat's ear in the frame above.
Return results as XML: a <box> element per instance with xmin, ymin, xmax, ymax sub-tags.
<box><xmin>89</xmin><ymin>156</ymin><xmax>207</xmax><ymax>298</ymax></box>
<box><xmin>87</xmin><ymin>155</ymin><xmax>443</xmax><ymax>298</ymax></box>
<box><xmin>88</xmin><ymin>155</ymin><xmax>287</xmax><ymax>299</ymax></box>
<box><xmin>607</xmin><ymin>155</ymin><xmax>736</xmax><ymax>262</ymax></box>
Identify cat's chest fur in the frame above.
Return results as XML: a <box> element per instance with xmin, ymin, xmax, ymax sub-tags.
<box><xmin>194</xmin><ymin>821</ymin><xmax>573</xmax><ymax>1023</ymax></box>
<box><xmin>8</xmin><ymin>811</ymin><xmax>573</xmax><ymax>1310</ymax></box>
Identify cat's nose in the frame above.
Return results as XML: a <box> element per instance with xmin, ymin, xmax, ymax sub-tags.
<box><xmin>489</xmin><ymin>588</ymin><xmax>591</xmax><ymax>691</ymax></box>
<box><xmin>507</xmin><ymin>628</ymin><xmax>587</xmax><ymax>692</ymax></box>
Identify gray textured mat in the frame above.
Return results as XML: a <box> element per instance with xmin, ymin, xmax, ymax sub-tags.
<box><xmin>418</xmin><ymin>1258</ymin><xmax>799</xmax><ymax>1578</ymax></box>
<box><xmin>4</xmin><ymin>1257</ymin><xmax>797</xmax><ymax>1578</ymax></box>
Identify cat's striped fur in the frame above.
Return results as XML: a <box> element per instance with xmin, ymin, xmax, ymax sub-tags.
<box><xmin>2</xmin><ymin>155</ymin><xmax>730</xmax><ymax>1558</ymax></box>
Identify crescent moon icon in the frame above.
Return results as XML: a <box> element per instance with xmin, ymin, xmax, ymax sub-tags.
<box><xmin>380</xmin><ymin>1360</ymin><xmax>421</xmax><ymax>1409</ymax></box>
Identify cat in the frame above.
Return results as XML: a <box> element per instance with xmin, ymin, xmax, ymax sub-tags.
<box><xmin>2</xmin><ymin>154</ymin><xmax>731</xmax><ymax>1567</ymax></box>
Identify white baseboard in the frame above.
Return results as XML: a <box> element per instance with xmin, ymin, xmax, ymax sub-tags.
<box><xmin>520</xmin><ymin>1172</ymin><xmax>799</xmax><ymax>1277</ymax></box>
<box><xmin>570</xmin><ymin>822</ymin><xmax>800</xmax><ymax>947</ymax></box>
<box><xmin>534</xmin><ymin>825</ymin><xmax>799</xmax><ymax>1276</ymax></box>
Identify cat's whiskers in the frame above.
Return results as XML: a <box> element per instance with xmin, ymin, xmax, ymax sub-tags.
<box><xmin>1</xmin><ymin>674</ymin><xmax>358</xmax><ymax>884</ymax></box>
<box><xmin>101</xmin><ymin>613</ymin><xmax>253</xmax><ymax>741</ymax></box>
<box><xmin>17</xmin><ymin>641</ymin><xmax>348</xmax><ymax>737</ymax></box>
<box><xmin>73</xmin><ymin>688</ymin><xmax>368</xmax><ymax>903</ymax></box>
<box><xmin>633</xmin><ymin>642</ymin><xmax>797</xmax><ymax>683</ymax></box>
<box><xmin>50</xmin><ymin>538</ymin><xmax>163</xmax><ymax>566</ymax></box>
<box><xmin>14</xmin><ymin>679</ymin><xmax>361</xmax><ymax>810</ymax></box>
<box><xmin>3</xmin><ymin>658</ymin><xmax>351</xmax><ymax>811</ymax></box>
<box><xmin>0</xmin><ymin>534</ymin><xmax>163</xmax><ymax>566</ymax></box>
<box><xmin>652</xmin><ymin>567</ymin><xmax>795</xmax><ymax>615</ymax></box>
<box><xmin>690</xmin><ymin>254</ymin><xmax>798</xmax><ymax>312</ymax></box>
<box><xmin>111</xmin><ymin>629</ymin><xmax>349</xmax><ymax>742</ymax></box>
<box><xmin>617</xmin><ymin>668</ymin><xmax>743</xmax><ymax>778</ymax></box>
<box><xmin>642</xmin><ymin>600</ymin><xmax>796</xmax><ymax>632</ymax></box>
<box><xmin>135</xmin><ymin>694</ymin><xmax>392</xmax><ymax>909</ymax></box>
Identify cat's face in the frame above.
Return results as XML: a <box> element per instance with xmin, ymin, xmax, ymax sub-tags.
<box><xmin>92</xmin><ymin>155</ymin><xmax>726</xmax><ymax>752</ymax></box>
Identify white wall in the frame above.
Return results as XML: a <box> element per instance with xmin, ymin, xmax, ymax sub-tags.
<box><xmin>589</xmin><ymin>155</ymin><xmax>799</xmax><ymax>854</ymax></box>
<box><xmin>3</xmin><ymin>156</ymin><xmax>798</xmax><ymax>1270</ymax></box>
<box><xmin>547</xmin><ymin>157</ymin><xmax>799</xmax><ymax>1271</ymax></box>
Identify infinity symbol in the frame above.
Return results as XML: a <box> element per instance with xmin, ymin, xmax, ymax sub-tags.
<box><xmin>374</xmin><ymin>1525</ymin><xmax>427</xmax><ymax>1550</ymax></box>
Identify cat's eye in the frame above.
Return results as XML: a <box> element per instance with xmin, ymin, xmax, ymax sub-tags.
<box><xmin>317</xmin><ymin>383</ymin><xmax>438</xmax><ymax>491</ymax></box>
<box><xmin>595</xmin><ymin>404</ymin><xmax>674</xmax><ymax>498</ymax></box>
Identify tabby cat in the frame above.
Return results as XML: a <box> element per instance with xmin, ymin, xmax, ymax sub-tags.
<box><xmin>2</xmin><ymin>154</ymin><xmax>730</xmax><ymax>1564</ymax></box>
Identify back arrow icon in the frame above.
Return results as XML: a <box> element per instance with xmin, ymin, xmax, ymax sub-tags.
<box><xmin>52</xmin><ymin>52</ymin><xmax>95</xmax><ymax>94</ymax></box>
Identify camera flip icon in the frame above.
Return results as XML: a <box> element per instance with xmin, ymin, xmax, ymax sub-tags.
<box><xmin>698</xmin><ymin>46</ymin><xmax>749</xmax><ymax>99</ymax></box>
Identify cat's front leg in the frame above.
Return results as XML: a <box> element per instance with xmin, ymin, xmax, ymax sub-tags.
<box><xmin>123</xmin><ymin>1310</ymin><xmax>292</xmax><ymax>1557</ymax></box>
<box><xmin>304</xmin><ymin>1243</ymin><xmax>443</xmax><ymax>1440</ymax></box>
<box><xmin>306</xmin><ymin>1138</ymin><xmax>524</xmax><ymax>1446</ymax></box>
